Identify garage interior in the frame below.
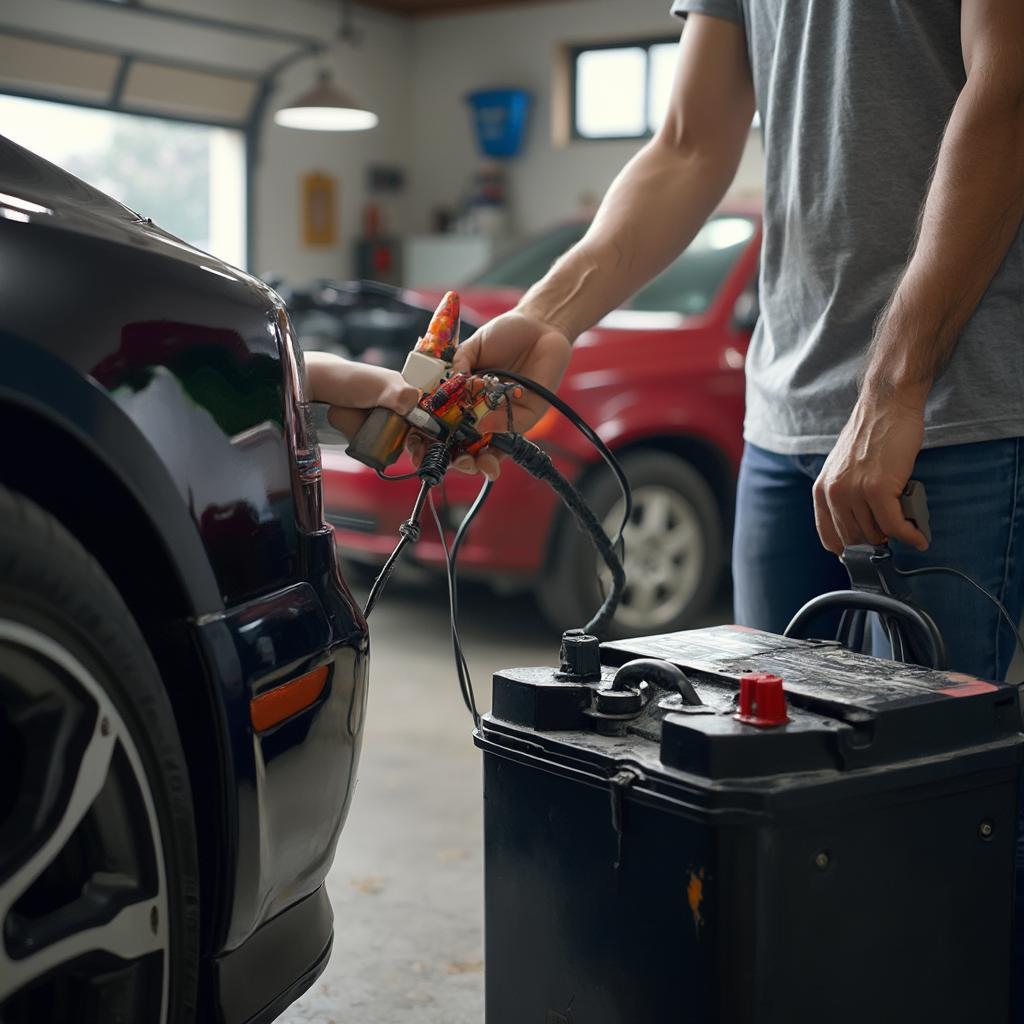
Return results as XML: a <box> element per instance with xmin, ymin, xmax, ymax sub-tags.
<box><xmin>0</xmin><ymin>0</ymin><xmax>763</xmax><ymax>282</ymax></box>
<box><xmin>0</xmin><ymin>2</ymin><xmax>759</xmax><ymax>1019</ymax></box>
<box><xmin>3</xmin><ymin>1</ymin><xmax>1023</xmax><ymax>1023</ymax></box>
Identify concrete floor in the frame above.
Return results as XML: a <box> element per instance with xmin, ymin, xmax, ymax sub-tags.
<box><xmin>277</xmin><ymin>573</ymin><xmax>572</xmax><ymax>1024</ymax></box>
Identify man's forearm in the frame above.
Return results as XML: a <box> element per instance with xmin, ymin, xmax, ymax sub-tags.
<box><xmin>515</xmin><ymin>13</ymin><xmax>754</xmax><ymax>343</ymax></box>
<box><xmin>519</xmin><ymin>137</ymin><xmax>745</xmax><ymax>341</ymax></box>
<box><xmin>863</xmin><ymin>69</ymin><xmax>1024</xmax><ymax>406</ymax></box>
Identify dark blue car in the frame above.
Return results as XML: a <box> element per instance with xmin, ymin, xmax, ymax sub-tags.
<box><xmin>0</xmin><ymin>135</ymin><xmax>367</xmax><ymax>1023</ymax></box>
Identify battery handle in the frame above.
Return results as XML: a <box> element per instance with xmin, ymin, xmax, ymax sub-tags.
<box><xmin>611</xmin><ymin>659</ymin><xmax>703</xmax><ymax>706</ymax></box>
<box><xmin>784</xmin><ymin>590</ymin><xmax>947</xmax><ymax>670</ymax></box>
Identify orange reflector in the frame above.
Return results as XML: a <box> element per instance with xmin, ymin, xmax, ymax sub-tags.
<box><xmin>250</xmin><ymin>665</ymin><xmax>329</xmax><ymax>733</ymax></box>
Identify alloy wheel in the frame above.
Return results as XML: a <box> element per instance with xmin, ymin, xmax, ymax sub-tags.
<box><xmin>0</xmin><ymin>619</ymin><xmax>169</xmax><ymax>1022</ymax></box>
<box><xmin>601</xmin><ymin>484</ymin><xmax>705</xmax><ymax>632</ymax></box>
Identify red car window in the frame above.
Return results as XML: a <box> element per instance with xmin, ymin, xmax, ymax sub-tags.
<box><xmin>471</xmin><ymin>215</ymin><xmax>756</xmax><ymax>316</ymax></box>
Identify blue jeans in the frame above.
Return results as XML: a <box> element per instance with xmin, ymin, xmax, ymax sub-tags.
<box><xmin>733</xmin><ymin>438</ymin><xmax>1024</xmax><ymax>1017</ymax></box>
<box><xmin>733</xmin><ymin>440</ymin><xmax>1024</xmax><ymax>677</ymax></box>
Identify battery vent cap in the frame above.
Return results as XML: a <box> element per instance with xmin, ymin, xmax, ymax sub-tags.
<box><xmin>735</xmin><ymin>672</ymin><xmax>790</xmax><ymax>727</ymax></box>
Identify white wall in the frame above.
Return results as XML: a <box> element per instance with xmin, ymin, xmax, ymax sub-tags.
<box><xmin>4</xmin><ymin>0</ymin><xmax>763</xmax><ymax>279</ymax></box>
<box><xmin>253</xmin><ymin>12</ymin><xmax>413</xmax><ymax>281</ymax></box>
<box><xmin>409</xmin><ymin>0</ymin><xmax>763</xmax><ymax>238</ymax></box>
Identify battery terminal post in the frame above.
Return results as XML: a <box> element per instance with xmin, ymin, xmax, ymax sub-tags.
<box><xmin>734</xmin><ymin>671</ymin><xmax>790</xmax><ymax>727</ymax></box>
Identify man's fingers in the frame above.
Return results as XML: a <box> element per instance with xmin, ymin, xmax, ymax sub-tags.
<box><xmin>452</xmin><ymin>450</ymin><xmax>503</xmax><ymax>480</ymax></box>
<box><xmin>451</xmin><ymin>332</ymin><xmax>480</xmax><ymax>375</ymax></box>
<box><xmin>829</xmin><ymin>504</ymin><xmax>866</xmax><ymax>549</ymax></box>
<box><xmin>406</xmin><ymin>433</ymin><xmax>425</xmax><ymax>468</ymax></box>
<box><xmin>328</xmin><ymin>406</ymin><xmax>369</xmax><ymax>439</ymax></box>
<box><xmin>310</xmin><ymin>356</ymin><xmax>417</xmax><ymax>413</ymax></box>
<box><xmin>476</xmin><ymin>452</ymin><xmax>502</xmax><ymax>481</ymax></box>
<box><xmin>849</xmin><ymin>500</ymin><xmax>886</xmax><ymax>546</ymax></box>
<box><xmin>326</xmin><ymin>384</ymin><xmax>416</xmax><ymax>442</ymax></box>
<box><xmin>872</xmin><ymin>494</ymin><xmax>929</xmax><ymax>551</ymax></box>
<box><xmin>817</xmin><ymin>483</ymin><xmax>929</xmax><ymax>554</ymax></box>
<box><xmin>813</xmin><ymin>483</ymin><xmax>844</xmax><ymax>555</ymax></box>
<box><xmin>826</xmin><ymin>497</ymin><xmax>887</xmax><ymax>551</ymax></box>
<box><xmin>379</xmin><ymin>379</ymin><xmax>419</xmax><ymax>416</ymax></box>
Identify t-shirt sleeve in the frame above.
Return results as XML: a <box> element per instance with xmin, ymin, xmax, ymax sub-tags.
<box><xmin>670</xmin><ymin>0</ymin><xmax>742</xmax><ymax>25</ymax></box>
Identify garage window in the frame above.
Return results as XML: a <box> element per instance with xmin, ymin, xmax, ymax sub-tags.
<box><xmin>0</xmin><ymin>93</ymin><xmax>247</xmax><ymax>268</ymax></box>
<box><xmin>570</xmin><ymin>38</ymin><xmax>678</xmax><ymax>140</ymax></box>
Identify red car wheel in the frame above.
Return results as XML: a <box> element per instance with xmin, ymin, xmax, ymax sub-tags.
<box><xmin>538</xmin><ymin>450</ymin><xmax>724</xmax><ymax>639</ymax></box>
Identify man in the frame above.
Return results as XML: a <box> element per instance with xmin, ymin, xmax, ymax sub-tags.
<box><xmin>449</xmin><ymin>1</ymin><xmax>1024</xmax><ymax>1005</ymax></box>
<box><xmin>453</xmin><ymin>1</ymin><xmax>1024</xmax><ymax>683</ymax></box>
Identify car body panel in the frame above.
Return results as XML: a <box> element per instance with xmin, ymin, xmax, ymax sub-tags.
<box><xmin>0</xmin><ymin>135</ymin><xmax>366</xmax><ymax>1021</ymax></box>
<box><xmin>0</xmin><ymin>331</ymin><xmax>224</xmax><ymax>613</ymax></box>
<box><xmin>0</xmin><ymin>136</ymin><xmax>299</xmax><ymax>606</ymax></box>
<box><xmin>194</xmin><ymin>537</ymin><xmax>367</xmax><ymax>957</ymax></box>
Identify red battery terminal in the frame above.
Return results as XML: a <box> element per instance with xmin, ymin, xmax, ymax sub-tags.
<box><xmin>734</xmin><ymin>672</ymin><xmax>790</xmax><ymax>727</ymax></box>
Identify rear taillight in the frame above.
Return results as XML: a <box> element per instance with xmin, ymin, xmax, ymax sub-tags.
<box><xmin>276</xmin><ymin>307</ymin><xmax>325</xmax><ymax>532</ymax></box>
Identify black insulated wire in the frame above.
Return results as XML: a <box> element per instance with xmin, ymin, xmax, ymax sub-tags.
<box><xmin>831</xmin><ymin>562</ymin><xmax>1024</xmax><ymax>670</ymax></box>
<box><xmin>428</xmin><ymin>491</ymin><xmax>481</xmax><ymax>726</ymax></box>
<box><xmin>377</xmin><ymin>467</ymin><xmax>420</xmax><ymax>482</ymax></box>
<box><xmin>480</xmin><ymin>367</ymin><xmax>632</xmax><ymax>553</ymax></box>
<box><xmin>362</xmin><ymin>442</ymin><xmax>451</xmax><ymax>619</ymax></box>
<box><xmin>361</xmin><ymin>380</ymin><xmax>631</xmax><ymax>724</ymax></box>
<box><xmin>489</xmin><ymin>431</ymin><xmax>625</xmax><ymax>636</ymax></box>
<box><xmin>895</xmin><ymin>564</ymin><xmax>1024</xmax><ymax>662</ymax></box>
<box><xmin>417</xmin><ymin>442</ymin><xmax>452</xmax><ymax>487</ymax></box>
<box><xmin>446</xmin><ymin>478</ymin><xmax>494</xmax><ymax>721</ymax></box>
<box><xmin>450</xmin><ymin>477</ymin><xmax>494</xmax><ymax>620</ymax></box>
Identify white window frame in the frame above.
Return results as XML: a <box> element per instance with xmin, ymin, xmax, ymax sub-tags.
<box><xmin>569</xmin><ymin>37</ymin><xmax>678</xmax><ymax>142</ymax></box>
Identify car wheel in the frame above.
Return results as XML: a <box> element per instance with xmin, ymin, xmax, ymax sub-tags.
<box><xmin>0</xmin><ymin>487</ymin><xmax>199</xmax><ymax>1023</ymax></box>
<box><xmin>537</xmin><ymin>451</ymin><xmax>723</xmax><ymax>640</ymax></box>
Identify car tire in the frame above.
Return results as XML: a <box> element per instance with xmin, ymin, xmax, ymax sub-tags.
<box><xmin>0</xmin><ymin>486</ymin><xmax>199</xmax><ymax>1023</ymax></box>
<box><xmin>537</xmin><ymin>450</ymin><xmax>724</xmax><ymax>640</ymax></box>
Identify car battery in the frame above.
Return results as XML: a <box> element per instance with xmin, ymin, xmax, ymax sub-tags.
<box><xmin>475</xmin><ymin>625</ymin><xmax>1023</xmax><ymax>1024</ymax></box>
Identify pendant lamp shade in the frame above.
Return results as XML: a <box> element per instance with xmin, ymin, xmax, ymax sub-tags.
<box><xmin>274</xmin><ymin>71</ymin><xmax>378</xmax><ymax>132</ymax></box>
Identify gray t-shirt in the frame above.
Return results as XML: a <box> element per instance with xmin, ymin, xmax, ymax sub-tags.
<box><xmin>672</xmin><ymin>0</ymin><xmax>1024</xmax><ymax>454</ymax></box>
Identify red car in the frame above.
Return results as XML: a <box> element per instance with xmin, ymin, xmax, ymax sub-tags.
<box><xmin>322</xmin><ymin>204</ymin><xmax>761</xmax><ymax>636</ymax></box>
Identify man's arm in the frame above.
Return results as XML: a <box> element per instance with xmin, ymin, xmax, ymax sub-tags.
<box><xmin>814</xmin><ymin>0</ymin><xmax>1024</xmax><ymax>554</ymax></box>
<box><xmin>305</xmin><ymin>352</ymin><xmax>417</xmax><ymax>438</ymax></box>
<box><xmin>515</xmin><ymin>13</ymin><xmax>755</xmax><ymax>343</ymax></box>
<box><xmin>450</xmin><ymin>13</ymin><xmax>755</xmax><ymax>474</ymax></box>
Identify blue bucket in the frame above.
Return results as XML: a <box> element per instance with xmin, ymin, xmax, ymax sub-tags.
<box><xmin>466</xmin><ymin>88</ymin><xmax>532</xmax><ymax>159</ymax></box>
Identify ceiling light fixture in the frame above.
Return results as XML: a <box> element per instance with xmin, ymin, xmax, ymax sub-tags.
<box><xmin>274</xmin><ymin>70</ymin><xmax>378</xmax><ymax>131</ymax></box>
<box><xmin>274</xmin><ymin>0</ymin><xmax>377</xmax><ymax>132</ymax></box>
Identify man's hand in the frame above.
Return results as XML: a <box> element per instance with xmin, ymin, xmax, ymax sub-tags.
<box><xmin>453</xmin><ymin>308</ymin><xmax>571</xmax><ymax>429</ymax></box>
<box><xmin>813</xmin><ymin>389</ymin><xmax>929</xmax><ymax>555</ymax></box>
<box><xmin>304</xmin><ymin>351</ymin><xmax>418</xmax><ymax>438</ymax></box>
<box><xmin>414</xmin><ymin>308</ymin><xmax>570</xmax><ymax>480</ymax></box>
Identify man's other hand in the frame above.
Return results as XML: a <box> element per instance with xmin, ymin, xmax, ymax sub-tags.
<box><xmin>304</xmin><ymin>351</ymin><xmax>418</xmax><ymax>438</ymax></box>
<box><xmin>813</xmin><ymin>391</ymin><xmax>929</xmax><ymax>555</ymax></box>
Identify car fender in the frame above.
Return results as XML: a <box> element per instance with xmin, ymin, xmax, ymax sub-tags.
<box><xmin>598</xmin><ymin>400</ymin><xmax>743</xmax><ymax>472</ymax></box>
<box><xmin>541</xmin><ymin>382</ymin><xmax>743</xmax><ymax>476</ymax></box>
<box><xmin>0</xmin><ymin>331</ymin><xmax>223</xmax><ymax>616</ymax></box>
